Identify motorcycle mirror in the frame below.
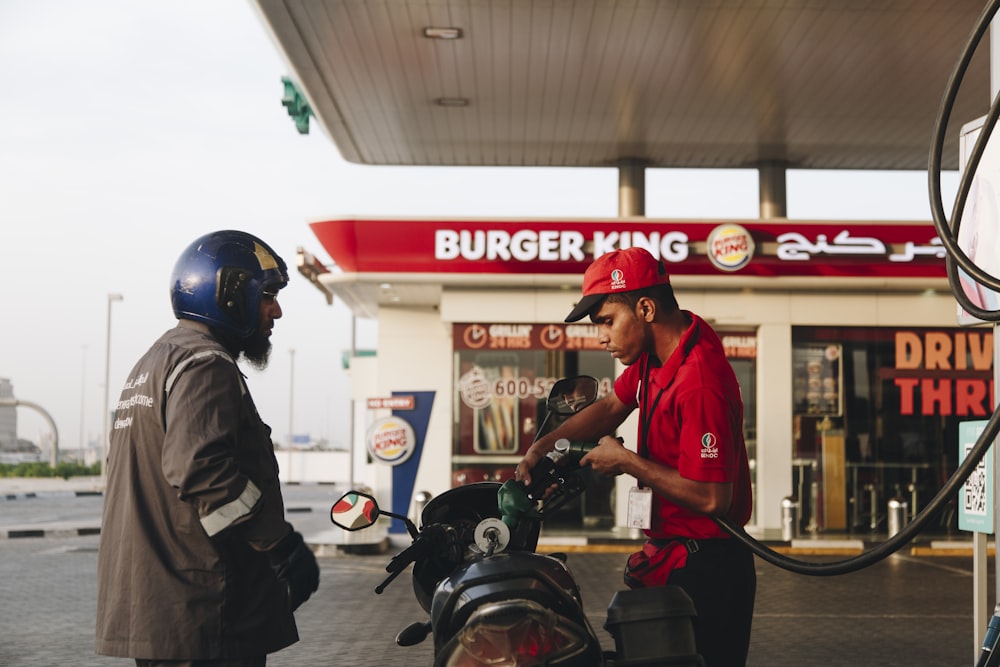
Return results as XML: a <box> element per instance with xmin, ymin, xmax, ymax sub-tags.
<box><xmin>330</xmin><ymin>490</ymin><xmax>381</xmax><ymax>530</ymax></box>
<box><xmin>546</xmin><ymin>376</ymin><xmax>599</xmax><ymax>416</ymax></box>
<box><xmin>331</xmin><ymin>490</ymin><xmax>421</xmax><ymax>538</ymax></box>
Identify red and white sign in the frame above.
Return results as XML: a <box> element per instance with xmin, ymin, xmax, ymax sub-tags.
<box><xmin>310</xmin><ymin>217</ymin><xmax>946</xmax><ymax>279</ymax></box>
<box><xmin>366</xmin><ymin>396</ymin><xmax>415</xmax><ymax>410</ymax></box>
<box><xmin>707</xmin><ymin>224</ymin><xmax>755</xmax><ymax>272</ymax></box>
<box><xmin>366</xmin><ymin>416</ymin><xmax>416</xmax><ymax>465</ymax></box>
<box><xmin>453</xmin><ymin>323</ymin><xmax>605</xmax><ymax>351</ymax></box>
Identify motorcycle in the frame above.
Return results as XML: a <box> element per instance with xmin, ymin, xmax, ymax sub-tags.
<box><xmin>331</xmin><ymin>376</ymin><xmax>703</xmax><ymax>666</ymax></box>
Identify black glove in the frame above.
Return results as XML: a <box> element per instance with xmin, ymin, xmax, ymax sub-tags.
<box><xmin>267</xmin><ymin>531</ymin><xmax>319</xmax><ymax>611</ymax></box>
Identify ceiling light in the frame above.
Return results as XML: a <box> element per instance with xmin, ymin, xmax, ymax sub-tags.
<box><xmin>423</xmin><ymin>27</ymin><xmax>462</xmax><ymax>39</ymax></box>
<box><xmin>435</xmin><ymin>97</ymin><xmax>469</xmax><ymax>107</ymax></box>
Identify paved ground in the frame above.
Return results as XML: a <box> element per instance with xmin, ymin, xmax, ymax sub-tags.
<box><xmin>1</xmin><ymin>478</ymin><xmax>997</xmax><ymax>666</ymax></box>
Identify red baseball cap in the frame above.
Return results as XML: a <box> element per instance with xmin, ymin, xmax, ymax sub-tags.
<box><xmin>565</xmin><ymin>247</ymin><xmax>671</xmax><ymax>322</ymax></box>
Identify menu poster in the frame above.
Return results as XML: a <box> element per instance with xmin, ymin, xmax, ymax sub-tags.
<box><xmin>792</xmin><ymin>344</ymin><xmax>843</xmax><ymax>416</ymax></box>
<box><xmin>472</xmin><ymin>353</ymin><xmax>520</xmax><ymax>454</ymax></box>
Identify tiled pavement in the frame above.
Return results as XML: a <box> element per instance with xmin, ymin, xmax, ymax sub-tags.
<box><xmin>1</xmin><ymin>479</ymin><xmax>995</xmax><ymax>666</ymax></box>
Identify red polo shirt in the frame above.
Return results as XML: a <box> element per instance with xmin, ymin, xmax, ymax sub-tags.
<box><xmin>614</xmin><ymin>312</ymin><xmax>753</xmax><ymax>540</ymax></box>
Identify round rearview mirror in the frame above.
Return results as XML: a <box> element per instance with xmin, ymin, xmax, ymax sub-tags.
<box><xmin>331</xmin><ymin>490</ymin><xmax>381</xmax><ymax>530</ymax></box>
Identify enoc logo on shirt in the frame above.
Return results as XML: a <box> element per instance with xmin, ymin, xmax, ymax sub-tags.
<box><xmin>700</xmin><ymin>432</ymin><xmax>720</xmax><ymax>459</ymax></box>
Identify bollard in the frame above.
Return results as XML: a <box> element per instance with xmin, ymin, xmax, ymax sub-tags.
<box><xmin>807</xmin><ymin>480</ymin><xmax>819</xmax><ymax>533</ymax></box>
<box><xmin>413</xmin><ymin>490</ymin><xmax>433</xmax><ymax>529</ymax></box>
<box><xmin>781</xmin><ymin>496</ymin><xmax>800</xmax><ymax>541</ymax></box>
<box><xmin>866</xmin><ymin>483</ymin><xmax>878</xmax><ymax>531</ymax></box>
<box><xmin>887</xmin><ymin>497</ymin><xmax>908</xmax><ymax>537</ymax></box>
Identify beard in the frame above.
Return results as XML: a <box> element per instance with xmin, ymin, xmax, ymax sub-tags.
<box><xmin>240</xmin><ymin>329</ymin><xmax>273</xmax><ymax>370</ymax></box>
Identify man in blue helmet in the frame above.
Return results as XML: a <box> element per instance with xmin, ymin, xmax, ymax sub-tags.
<box><xmin>96</xmin><ymin>230</ymin><xmax>319</xmax><ymax>667</ymax></box>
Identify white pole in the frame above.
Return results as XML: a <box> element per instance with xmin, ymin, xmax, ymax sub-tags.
<box><xmin>287</xmin><ymin>348</ymin><xmax>295</xmax><ymax>482</ymax></box>
<box><xmin>981</xmin><ymin>20</ymin><xmax>1000</xmax><ymax>662</ymax></box>
<box><xmin>101</xmin><ymin>294</ymin><xmax>123</xmax><ymax>488</ymax></box>
<box><xmin>79</xmin><ymin>344</ymin><xmax>87</xmax><ymax>463</ymax></box>
<box><xmin>349</xmin><ymin>316</ymin><xmax>356</xmax><ymax>488</ymax></box>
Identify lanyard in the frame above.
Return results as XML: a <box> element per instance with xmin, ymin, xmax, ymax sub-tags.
<box><xmin>638</xmin><ymin>358</ymin><xmax>668</xmax><ymax>461</ymax></box>
<box><xmin>638</xmin><ymin>316</ymin><xmax>701</xmax><ymax>462</ymax></box>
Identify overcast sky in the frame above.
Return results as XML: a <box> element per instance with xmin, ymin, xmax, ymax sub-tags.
<box><xmin>0</xmin><ymin>0</ymin><xmax>961</xmax><ymax>456</ymax></box>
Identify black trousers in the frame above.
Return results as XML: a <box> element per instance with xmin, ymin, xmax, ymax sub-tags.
<box><xmin>666</xmin><ymin>538</ymin><xmax>757</xmax><ymax>667</ymax></box>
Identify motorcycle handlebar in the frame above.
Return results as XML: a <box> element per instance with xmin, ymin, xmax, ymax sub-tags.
<box><xmin>376</xmin><ymin>525</ymin><xmax>453</xmax><ymax>594</ymax></box>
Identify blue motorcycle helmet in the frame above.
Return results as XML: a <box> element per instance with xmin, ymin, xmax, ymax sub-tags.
<box><xmin>170</xmin><ymin>230</ymin><xmax>289</xmax><ymax>338</ymax></box>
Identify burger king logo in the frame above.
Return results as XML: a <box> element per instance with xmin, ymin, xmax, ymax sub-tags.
<box><xmin>366</xmin><ymin>416</ymin><xmax>417</xmax><ymax>465</ymax></box>
<box><xmin>707</xmin><ymin>224</ymin><xmax>754</xmax><ymax>272</ymax></box>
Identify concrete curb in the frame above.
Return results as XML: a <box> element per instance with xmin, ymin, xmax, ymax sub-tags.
<box><xmin>1</xmin><ymin>521</ymin><xmax>989</xmax><ymax>558</ymax></box>
<box><xmin>2</xmin><ymin>524</ymin><xmax>102</xmax><ymax>539</ymax></box>
<box><xmin>1</xmin><ymin>489</ymin><xmax>103</xmax><ymax>502</ymax></box>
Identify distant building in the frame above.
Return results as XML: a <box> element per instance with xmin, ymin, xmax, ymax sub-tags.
<box><xmin>0</xmin><ymin>378</ymin><xmax>14</xmax><ymax>449</ymax></box>
<box><xmin>0</xmin><ymin>379</ymin><xmax>42</xmax><ymax>463</ymax></box>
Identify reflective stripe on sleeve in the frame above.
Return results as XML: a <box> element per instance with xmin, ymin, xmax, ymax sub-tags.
<box><xmin>200</xmin><ymin>479</ymin><xmax>262</xmax><ymax>537</ymax></box>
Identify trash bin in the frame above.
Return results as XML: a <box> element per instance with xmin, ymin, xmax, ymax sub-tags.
<box><xmin>781</xmin><ymin>496</ymin><xmax>800</xmax><ymax>542</ymax></box>
<box><xmin>887</xmin><ymin>497</ymin><xmax>908</xmax><ymax>537</ymax></box>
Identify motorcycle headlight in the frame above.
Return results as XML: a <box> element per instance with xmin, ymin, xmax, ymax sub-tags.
<box><xmin>440</xmin><ymin>599</ymin><xmax>589</xmax><ymax>666</ymax></box>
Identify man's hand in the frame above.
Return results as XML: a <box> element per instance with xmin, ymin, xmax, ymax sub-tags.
<box><xmin>514</xmin><ymin>449</ymin><xmax>544</xmax><ymax>487</ymax></box>
<box><xmin>267</xmin><ymin>530</ymin><xmax>320</xmax><ymax>611</ymax></box>
<box><xmin>579</xmin><ymin>435</ymin><xmax>630</xmax><ymax>477</ymax></box>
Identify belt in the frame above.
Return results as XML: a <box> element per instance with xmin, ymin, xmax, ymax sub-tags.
<box><xmin>648</xmin><ymin>537</ymin><xmax>737</xmax><ymax>554</ymax></box>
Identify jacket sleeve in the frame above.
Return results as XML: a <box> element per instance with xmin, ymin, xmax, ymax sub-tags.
<box><xmin>161</xmin><ymin>350</ymin><xmax>291</xmax><ymax>549</ymax></box>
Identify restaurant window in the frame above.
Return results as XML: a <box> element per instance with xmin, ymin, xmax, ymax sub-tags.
<box><xmin>720</xmin><ymin>330</ymin><xmax>758</xmax><ymax>525</ymax></box>
<box><xmin>453</xmin><ymin>323</ymin><xmax>616</xmax><ymax>530</ymax></box>
<box><xmin>792</xmin><ymin>325</ymin><xmax>993</xmax><ymax>534</ymax></box>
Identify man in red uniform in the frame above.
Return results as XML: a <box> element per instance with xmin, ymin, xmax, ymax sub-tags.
<box><xmin>516</xmin><ymin>246</ymin><xmax>755</xmax><ymax>667</ymax></box>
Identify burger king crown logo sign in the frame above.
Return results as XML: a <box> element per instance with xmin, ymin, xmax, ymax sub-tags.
<box><xmin>366</xmin><ymin>416</ymin><xmax>417</xmax><ymax>465</ymax></box>
<box><xmin>707</xmin><ymin>224</ymin><xmax>755</xmax><ymax>272</ymax></box>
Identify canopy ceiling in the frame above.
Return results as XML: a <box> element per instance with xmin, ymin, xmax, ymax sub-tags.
<box><xmin>255</xmin><ymin>0</ymin><xmax>992</xmax><ymax>171</ymax></box>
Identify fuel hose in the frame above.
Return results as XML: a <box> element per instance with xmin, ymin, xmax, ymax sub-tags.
<box><xmin>714</xmin><ymin>0</ymin><xmax>1000</xmax><ymax>576</ymax></box>
<box><xmin>715</xmin><ymin>402</ymin><xmax>1000</xmax><ymax>575</ymax></box>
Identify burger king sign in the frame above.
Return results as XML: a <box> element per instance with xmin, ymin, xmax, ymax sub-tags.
<box><xmin>707</xmin><ymin>224</ymin><xmax>755</xmax><ymax>272</ymax></box>
<box><xmin>366</xmin><ymin>416</ymin><xmax>417</xmax><ymax>465</ymax></box>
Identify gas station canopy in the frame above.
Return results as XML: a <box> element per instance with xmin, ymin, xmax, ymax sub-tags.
<box><xmin>255</xmin><ymin>0</ymin><xmax>990</xmax><ymax>171</ymax></box>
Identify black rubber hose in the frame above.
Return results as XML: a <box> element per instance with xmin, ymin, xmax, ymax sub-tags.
<box><xmin>714</xmin><ymin>0</ymin><xmax>1000</xmax><ymax>574</ymax></box>
<box><xmin>930</xmin><ymin>0</ymin><xmax>1000</xmax><ymax>318</ymax></box>
<box><xmin>715</xmin><ymin>398</ymin><xmax>1000</xmax><ymax>575</ymax></box>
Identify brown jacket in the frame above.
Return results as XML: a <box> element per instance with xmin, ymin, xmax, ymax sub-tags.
<box><xmin>96</xmin><ymin>322</ymin><xmax>297</xmax><ymax>659</ymax></box>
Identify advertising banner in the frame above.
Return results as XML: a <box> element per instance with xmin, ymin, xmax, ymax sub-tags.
<box><xmin>311</xmin><ymin>218</ymin><xmax>946</xmax><ymax>279</ymax></box>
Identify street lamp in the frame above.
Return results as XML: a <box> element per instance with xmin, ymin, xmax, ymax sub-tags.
<box><xmin>101</xmin><ymin>293</ymin><xmax>123</xmax><ymax>487</ymax></box>
<box><xmin>287</xmin><ymin>348</ymin><xmax>295</xmax><ymax>483</ymax></box>
<box><xmin>79</xmin><ymin>344</ymin><xmax>87</xmax><ymax>463</ymax></box>
<box><xmin>288</xmin><ymin>348</ymin><xmax>296</xmax><ymax>447</ymax></box>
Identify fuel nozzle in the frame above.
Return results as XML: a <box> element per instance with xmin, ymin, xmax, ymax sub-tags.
<box><xmin>551</xmin><ymin>438</ymin><xmax>597</xmax><ymax>464</ymax></box>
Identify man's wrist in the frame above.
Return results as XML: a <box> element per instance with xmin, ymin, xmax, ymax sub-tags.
<box><xmin>265</xmin><ymin>530</ymin><xmax>301</xmax><ymax>565</ymax></box>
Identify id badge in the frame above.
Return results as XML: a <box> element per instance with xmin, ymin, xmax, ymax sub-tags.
<box><xmin>627</xmin><ymin>486</ymin><xmax>652</xmax><ymax>529</ymax></box>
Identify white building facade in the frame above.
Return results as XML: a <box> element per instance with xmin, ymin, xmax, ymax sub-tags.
<box><xmin>304</xmin><ymin>216</ymin><xmax>982</xmax><ymax>537</ymax></box>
